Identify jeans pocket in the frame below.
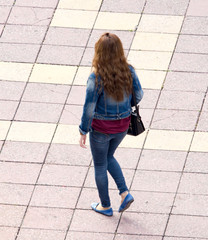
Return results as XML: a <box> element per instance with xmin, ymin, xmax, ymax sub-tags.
<box><xmin>91</xmin><ymin>129</ymin><xmax>109</xmax><ymax>142</ymax></box>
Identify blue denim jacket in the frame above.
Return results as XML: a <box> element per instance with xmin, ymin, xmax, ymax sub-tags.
<box><xmin>79</xmin><ymin>66</ymin><xmax>143</xmax><ymax>135</ymax></box>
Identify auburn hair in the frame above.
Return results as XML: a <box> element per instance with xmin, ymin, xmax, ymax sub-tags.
<box><xmin>92</xmin><ymin>32</ymin><xmax>132</xmax><ymax>102</ymax></box>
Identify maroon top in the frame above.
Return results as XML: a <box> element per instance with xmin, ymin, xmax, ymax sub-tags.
<box><xmin>91</xmin><ymin>116</ymin><xmax>131</xmax><ymax>134</ymax></box>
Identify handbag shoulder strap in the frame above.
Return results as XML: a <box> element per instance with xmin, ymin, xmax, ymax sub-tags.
<box><xmin>132</xmin><ymin>88</ymin><xmax>141</xmax><ymax>118</ymax></box>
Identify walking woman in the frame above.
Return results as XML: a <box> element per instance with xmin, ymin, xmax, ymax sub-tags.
<box><xmin>79</xmin><ymin>33</ymin><xmax>143</xmax><ymax>216</ymax></box>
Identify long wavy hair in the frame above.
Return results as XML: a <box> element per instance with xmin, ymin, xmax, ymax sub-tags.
<box><xmin>92</xmin><ymin>33</ymin><xmax>132</xmax><ymax>102</ymax></box>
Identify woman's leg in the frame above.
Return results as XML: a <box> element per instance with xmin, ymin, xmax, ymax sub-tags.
<box><xmin>107</xmin><ymin>131</ymin><xmax>129</xmax><ymax>195</ymax></box>
<box><xmin>89</xmin><ymin>130</ymin><xmax>111</xmax><ymax>208</ymax></box>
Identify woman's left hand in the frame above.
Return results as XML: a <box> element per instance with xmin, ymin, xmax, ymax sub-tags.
<box><xmin>79</xmin><ymin>134</ymin><xmax>87</xmax><ymax>148</ymax></box>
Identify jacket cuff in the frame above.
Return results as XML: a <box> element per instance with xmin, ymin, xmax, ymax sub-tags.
<box><xmin>79</xmin><ymin>126</ymin><xmax>87</xmax><ymax>135</ymax></box>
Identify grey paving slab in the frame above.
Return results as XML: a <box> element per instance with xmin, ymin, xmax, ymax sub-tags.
<box><xmin>164</xmin><ymin>72</ymin><xmax>208</xmax><ymax>92</ymax></box>
<box><xmin>0</xmin><ymin>81</ymin><xmax>26</xmax><ymax>101</ymax></box>
<box><xmin>173</xmin><ymin>193</ymin><xmax>208</xmax><ymax>216</ymax></box>
<box><xmin>139</xmin><ymin>108</ymin><xmax>154</xmax><ymax>130</ymax></box>
<box><xmin>115</xmin><ymin>235</ymin><xmax>162</xmax><ymax>240</ymax></box>
<box><xmin>60</xmin><ymin>104</ymin><xmax>83</xmax><ymax>125</ymax></box>
<box><xmin>67</xmin><ymin>86</ymin><xmax>86</xmax><ymax>105</ymax></box>
<box><xmin>44</xmin><ymin>27</ymin><xmax>90</xmax><ymax>47</ymax></box>
<box><xmin>0</xmin><ymin>141</ymin><xmax>49</xmax><ymax>163</ymax></box>
<box><xmin>0</xmin><ymin>24</ymin><xmax>4</xmax><ymax>35</ymax></box>
<box><xmin>0</xmin><ymin>6</ymin><xmax>11</xmax><ymax>23</ymax></box>
<box><xmin>38</xmin><ymin>165</ymin><xmax>88</xmax><ymax>187</ymax></box>
<box><xmin>151</xmin><ymin>109</ymin><xmax>198</xmax><ymax>131</ymax></box>
<box><xmin>66</xmin><ymin>232</ymin><xmax>114</xmax><ymax>240</ymax></box>
<box><xmin>0</xmin><ymin>0</ymin><xmax>14</xmax><ymax>5</ymax></box>
<box><xmin>22</xmin><ymin>83</ymin><xmax>70</xmax><ymax>104</ymax></box>
<box><xmin>187</xmin><ymin>0</ymin><xmax>208</xmax><ymax>17</ymax></box>
<box><xmin>0</xmin><ymin>204</ymin><xmax>26</xmax><ymax>227</ymax></box>
<box><xmin>0</xmin><ymin>227</ymin><xmax>18</xmax><ymax>240</ymax></box>
<box><xmin>8</xmin><ymin>6</ymin><xmax>54</xmax><ymax>25</ymax></box>
<box><xmin>0</xmin><ymin>43</ymin><xmax>40</xmax><ymax>63</ymax></box>
<box><xmin>139</xmin><ymin>89</ymin><xmax>160</xmax><ymax>109</ymax></box>
<box><xmin>88</xmin><ymin>30</ymin><xmax>135</xmax><ymax>49</ymax></box>
<box><xmin>0</xmin><ymin>25</ymin><xmax>47</xmax><ymax>44</ymax></box>
<box><xmin>185</xmin><ymin>152</ymin><xmax>208</xmax><ymax>173</ymax></box>
<box><xmin>144</xmin><ymin>0</ymin><xmax>189</xmax><ymax>15</ymax></box>
<box><xmin>197</xmin><ymin>111</ymin><xmax>208</xmax><ymax>131</ymax></box>
<box><xmin>0</xmin><ymin>183</ymin><xmax>33</xmax><ymax>205</ymax></box>
<box><xmin>0</xmin><ymin>162</ymin><xmax>41</xmax><ymax>184</ymax></box>
<box><xmin>37</xmin><ymin>45</ymin><xmax>84</xmax><ymax>65</ymax></box>
<box><xmin>46</xmin><ymin>143</ymin><xmax>92</xmax><ymax>166</ymax></box>
<box><xmin>170</xmin><ymin>53</ymin><xmax>208</xmax><ymax>73</ymax></box>
<box><xmin>0</xmin><ymin>100</ymin><xmax>19</xmax><ymax>120</ymax></box>
<box><xmin>202</xmin><ymin>94</ymin><xmax>208</xmax><ymax>112</ymax></box>
<box><xmin>157</xmin><ymin>90</ymin><xmax>204</xmax><ymax>111</ymax></box>
<box><xmin>15</xmin><ymin>102</ymin><xmax>63</xmax><ymax>123</ymax></box>
<box><xmin>178</xmin><ymin>173</ymin><xmax>208</xmax><ymax>194</ymax></box>
<box><xmin>0</xmin><ymin>141</ymin><xmax>3</xmax><ymax>149</ymax></box>
<box><xmin>166</xmin><ymin>215</ymin><xmax>208</xmax><ymax>238</ymax></box>
<box><xmin>30</xmin><ymin>185</ymin><xmax>81</xmax><ymax>208</ymax></box>
<box><xmin>22</xmin><ymin>207</ymin><xmax>73</xmax><ymax>230</ymax></box>
<box><xmin>164</xmin><ymin>238</ymin><xmax>208</xmax><ymax>240</ymax></box>
<box><xmin>182</xmin><ymin>16</ymin><xmax>208</xmax><ymax>35</ymax></box>
<box><xmin>138</xmin><ymin>150</ymin><xmax>187</xmax><ymax>172</ymax></box>
<box><xmin>70</xmin><ymin>209</ymin><xmax>120</xmax><ymax>232</ymax></box>
<box><xmin>101</xmin><ymin>0</ymin><xmax>145</xmax><ymax>13</ymax></box>
<box><xmin>117</xmin><ymin>212</ymin><xmax>168</xmax><ymax>235</ymax></box>
<box><xmin>17</xmin><ymin>229</ymin><xmax>65</xmax><ymax>240</ymax></box>
<box><xmin>80</xmin><ymin>47</ymin><xmax>94</xmax><ymax>66</ymax></box>
<box><xmin>15</xmin><ymin>0</ymin><xmax>59</xmax><ymax>8</ymax></box>
<box><xmin>176</xmin><ymin>35</ymin><xmax>208</xmax><ymax>54</ymax></box>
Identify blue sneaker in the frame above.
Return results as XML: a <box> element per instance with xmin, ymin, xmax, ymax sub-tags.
<box><xmin>91</xmin><ymin>203</ymin><xmax>113</xmax><ymax>216</ymax></box>
<box><xmin>118</xmin><ymin>193</ymin><xmax>134</xmax><ymax>213</ymax></box>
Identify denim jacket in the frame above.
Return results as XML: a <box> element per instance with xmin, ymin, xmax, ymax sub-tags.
<box><xmin>79</xmin><ymin>66</ymin><xmax>143</xmax><ymax>135</ymax></box>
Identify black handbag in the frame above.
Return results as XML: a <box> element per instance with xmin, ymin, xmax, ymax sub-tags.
<box><xmin>127</xmin><ymin>88</ymin><xmax>145</xmax><ymax>136</ymax></box>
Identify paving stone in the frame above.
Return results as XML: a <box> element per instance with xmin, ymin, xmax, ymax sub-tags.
<box><xmin>22</xmin><ymin>83</ymin><xmax>70</xmax><ymax>104</ymax></box>
<box><xmin>164</xmin><ymin>237</ymin><xmax>208</xmax><ymax>240</ymax></box>
<box><xmin>0</xmin><ymin>0</ymin><xmax>14</xmax><ymax>5</ymax></box>
<box><xmin>38</xmin><ymin>164</ymin><xmax>88</xmax><ymax>187</ymax></box>
<box><xmin>0</xmin><ymin>120</ymin><xmax>10</xmax><ymax>141</ymax></box>
<box><xmin>187</xmin><ymin>0</ymin><xmax>208</xmax><ymax>17</ymax></box>
<box><xmin>70</xmin><ymin>209</ymin><xmax>120</xmax><ymax>232</ymax></box>
<box><xmin>0</xmin><ymin>141</ymin><xmax>3</xmax><ymax>149</ymax></box>
<box><xmin>101</xmin><ymin>0</ymin><xmax>145</xmax><ymax>13</ymax></box>
<box><xmin>44</xmin><ymin>27</ymin><xmax>90</xmax><ymax>47</ymax></box>
<box><xmin>15</xmin><ymin>102</ymin><xmax>63</xmax><ymax>123</ymax></box>
<box><xmin>178</xmin><ymin>173</ymin><xmax>208</xmax><ymax>194</ymax></box>
<box><xmin>115</xmin><ymin>235</ymin><xmax>162</xmax><ymax>240</ymax></box>
<box><xmin>0</xmin><ymin>162</ymin><xmax>41</xmax><ymax>184</ymax></box>
<box><xmin>0</xmin><ymin>100</ymin><xmax>19</xmax><ymax>120</ymax></box>
<box><xmin>117</xmin><ymin>212</ymin><xmax>168</xmax><ymax>235</ymax></box>
<box><xmin>80</xmin><ymin>47</ymin><xmax>94</xmax><ymax>66</ymax></box>
<box><xmin>30</xmin><ymin>185</ymin><xmax>81</xmax><ymax>208</ymax></box>
<box><xmin>22</xmin><ymin>207</ymin><xmax>73</xmax><ymax>230</ymax></box>
<box><xmin>0</xmin><ymin>24</ymin><xmax>4</xmax><ymax>35</ymax></box>
<box><xmin>173</xmin><ymin>194</ymin><xmax>208</xmax><ymax>216</ymax></box>
<box><xmin>139</xmin><ymin>90</ymin><xmax>160</xmax><ymax>109</ymax></box>
<box><xmin>151</xmin><ymin>109</ymin><xmax>198</xmax><ymax>131</ymax></box>
<box><xmin>0</xmin><ymin>183</ymin><xmax>33</xmax><ymax>205</ymax></box>
<box><xmin>73</xmin><ymin>66</ymin><xmax>91</xmax><ymax>86</ymax></box>
<box><xmin>88</xmin><ymin>29</ymin><xmax>135</xmax><ymax>49</ymax></box>
<box><xmin>0</xmin><ymin>25</ymin><xmax>47</xmax><ymax>44</ymax></box>
<box><xmin>157</xmin><ymin>91</ymin><xmax>204</xmax><ymax>111</ymax></box>
<box><xmin>197</xmin><ymin>111</ymin><xmax>208</xmax><ymax>132</ymax></box>
<box><xmin>132</xmin><ymin>170</ymin><xmax>181</xmax><ymax>192</ymax></box>
<box><xmin>176</xmin><ymin>35</ymin><xmax>208</xmax><ymax>54</ymax></box>
<box><xmin>15</xmin><ymin>0</ymin><xmax>59</xmax><ymax>8</ymax></box>
<box><xmin>0</xmin><ymin>141</ymin><xmax>49</xmax><ymax>163</ymax></box>
<box><xmin>37</xmin><ymin>45</ymin><xmax>84</xmax><ymax>65</ymax></box>
<box><xmin>139</xmin><ymin>108</ymin><xmax>154</xmax><ymax>130</ymax></box>
<box><xmin>164</xmin><ymin>72</ymin><xmax>208</xmax><ymax>92</ymax></box>
<box><xmin>0</xmin><ymin>6</ymin><xmax>11</xmax><ymax>23</ymax></box>
<box><xmin>138</xmin><ymin>150</ymin><xmax>187</xmax><ymax>172</ymax></box>
<box><xmin>202</xmin><ymin>95</ymin><xmax>208</xmax><ymax>112</ymax></box>
<box><xmin>182</xmin><ymin>16</ymin><xmax>208</xmax><ymax>35</ymax></box>
<box><xmin>191</xmin><ymin>132</ymin><xmax>208</xmax><ymax>152</ymax></box>
<box><xmin>185</xmin><ymin>152</ymin><xmax>208</xmax><ymax>173</ymax></box>
<box><xmin>67</xmin><ymin>86</ymin><xmax>86</xmax><ymax>105</ymax></box>
<box><xmin>8</xmin><ymin>6</ymin><xmax>54</xmax><ymax>25</ymax></box>
<box><xmin>0</xmin><ymin>205</ymin><xmax>26</xmax><ymax>227</ymax></box>
<box><xmin>60</xmin><ymin>105</ymin><xmax>83</xmax><ymax>125</ymax></box>
<box><xmin>66</xmin><ymin>232</ymin><xmax>114</xmax><ymax>240</ymax></box>
<box><xmin>46</xmin><ymin>143</ymin><xmax>92</xmax><ymax>166</ymax></box>
<box><xmin>166</xmin><ymin>215</ymin><xmax>208</xmax><ymax>238</ymax></box>
<box><xmin>57</xmin><ymin>0</ymin><xmax>102</xmax><ymax>11</ymax></box>
<box><xmin>17</xmin><ymin>229</ymin><xmax>65</xmax><ymax>240</ymax></box>
<box><xmin>0</xmin><ymin>43</ymin><xmax>40</xmax><ymax>63</ymax></box>
<box><xmin>0</xmin><ymin>227</ymin><xmax>18</xmax><ymax>240</ymax></box>
<box><xmin>144</xmin><ymin>0</ymin><xmax>189</xmax><ymax>15</ymax></box>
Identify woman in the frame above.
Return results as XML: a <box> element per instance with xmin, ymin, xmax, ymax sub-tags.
<box><xmin>79</xmin><ymin>33</ymin><xmax>143</xmax><ymax>216</ymax></box>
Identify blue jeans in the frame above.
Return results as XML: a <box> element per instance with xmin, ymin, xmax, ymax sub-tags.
<box><xmin>89</xmin><ymin>129</ymin><xmax>128</xmax><ymax>208</ymax></box>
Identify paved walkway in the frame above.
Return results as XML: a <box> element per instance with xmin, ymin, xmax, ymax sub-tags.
<box><xmin>0</xmin><ymin>0</ymin><xmax>208</xmax><ymax>239</ymax></box>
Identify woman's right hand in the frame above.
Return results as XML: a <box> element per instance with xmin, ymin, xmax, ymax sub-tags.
<box><xmin>79</xmin><ymin>134</ymin><xmax>87</xmax><ymax>148</ymax></box>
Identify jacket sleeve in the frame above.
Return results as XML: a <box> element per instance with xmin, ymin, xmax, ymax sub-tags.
<box><xmin>130</xmin><ymin>67</ymin><xmax>144</xmax><ymax>106</ymax></box>
<box><xmin>79</xmin><ymin>73</ymin><xmax>100</xmax><ymax>135</ymax></box>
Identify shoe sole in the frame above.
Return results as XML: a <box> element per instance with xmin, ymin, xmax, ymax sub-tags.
<box><xmin>119</xmin><ymin>199</ymin><xmax>134</xmax><ymax>213</ymax></box>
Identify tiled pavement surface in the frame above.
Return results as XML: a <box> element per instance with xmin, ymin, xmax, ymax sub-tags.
<box><xmin>0</xmin><ymin>0</ymin><xmax>208</xmax><ymax>239</ymax></box>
